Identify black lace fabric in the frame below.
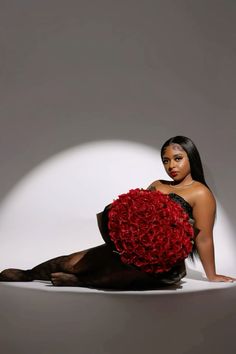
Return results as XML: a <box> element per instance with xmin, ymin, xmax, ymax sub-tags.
<box><xmin>168</xmin><ymin>193</ymin><xmax>193</xmax><ymax>218</ymax></box>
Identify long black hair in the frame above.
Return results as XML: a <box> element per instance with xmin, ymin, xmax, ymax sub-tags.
<box><xmin>161</xmin><ymin>136</ymin><xmax>209</xmax><ymax>188</ymax></box>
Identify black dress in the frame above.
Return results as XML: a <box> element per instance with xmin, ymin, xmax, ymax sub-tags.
<box><xmin>75</xmin><ymin>193</ymin><xmax>196</xmax><ymax>291</ymax></box>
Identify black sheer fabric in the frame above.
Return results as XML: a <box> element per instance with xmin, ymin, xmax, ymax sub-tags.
<box><xmin>0</xmin><ymin>192</ymin><xmax>196</xmax><ymax>290</ymax></box>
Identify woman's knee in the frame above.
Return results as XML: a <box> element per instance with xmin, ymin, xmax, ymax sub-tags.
<box><xmin>63</xmin><ymin>251</ymin><xmax>88</xmax><ymax>273</ymax></box>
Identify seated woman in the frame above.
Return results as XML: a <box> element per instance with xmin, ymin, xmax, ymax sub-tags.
<box><xmin>0</xmin><ymin>136</ymin><xmax>235</xmax><ymax>289</ymax></box>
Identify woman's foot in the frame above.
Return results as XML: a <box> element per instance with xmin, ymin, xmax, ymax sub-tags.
<box><xmin>0</xmin><ymin>268</ymin><xmax>33</xmax><ymax>281</ymax></box>
<box><xmin>51</xmin><ymin>272</ymin><xmax>80</xmax><ymax>286</ymax></box>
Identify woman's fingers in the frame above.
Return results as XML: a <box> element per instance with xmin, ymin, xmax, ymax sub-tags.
<box><xmin>208</xmin><ymin>274</ymin><xmax>236</xmax><ymax>282</ymax></box>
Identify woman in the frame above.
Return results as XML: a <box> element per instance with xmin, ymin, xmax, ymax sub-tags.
<box><xmin>0</xmin><ymin>136</ymin><xmax>235</xmax><ymax>289</ymax></box>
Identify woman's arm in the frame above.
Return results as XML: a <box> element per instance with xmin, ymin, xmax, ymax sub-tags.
<box><xmin>193</xmin><ymin>188</ymin><xmax>235</xmax><ymax>282</ymax></box>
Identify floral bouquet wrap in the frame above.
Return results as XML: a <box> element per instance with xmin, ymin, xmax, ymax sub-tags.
<box><xmin>108</xmin><ymin>188</ymin><xmax>194</xmax><ymax>274</ymax></box>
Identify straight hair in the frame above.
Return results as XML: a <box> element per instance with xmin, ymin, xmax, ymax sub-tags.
<box><xmin>161</xmin><ymin>136</ymin><xmax>209</xmax><ymax>188</ymax></box>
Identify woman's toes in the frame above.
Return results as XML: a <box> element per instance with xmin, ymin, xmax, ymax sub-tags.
<box><xmin>0</xmin><ymin>268</ymin><xmax>32</xmax><ymax>281</ymax></box>
<box><xmin>51</xmin><ymin>272</ymin><xmax>62</xmax><ymax>286</ymax></box>
<box><xmin>51</xmin><ymin>272</ymin><xmax>79</xmax><ymax>286</ymax></box>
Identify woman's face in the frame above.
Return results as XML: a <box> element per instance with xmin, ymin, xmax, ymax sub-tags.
<box><xmin>161</xmin><ymin>144</ymin><xmax>191</xmax><ymax>182</ymax></box>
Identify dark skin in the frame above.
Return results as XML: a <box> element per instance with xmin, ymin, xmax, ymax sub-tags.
<box><xmin>150</xmin><ymin>144</ymin><xmax>235</xmax><ymax>283</ymax></box>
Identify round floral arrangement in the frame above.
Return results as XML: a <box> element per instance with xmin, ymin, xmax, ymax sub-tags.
<box><xmin>108</xmin><ymin>188</ymin><xmax>194</xmax><ymax>274</ymax></box>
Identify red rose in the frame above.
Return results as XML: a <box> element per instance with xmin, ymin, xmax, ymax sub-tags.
<box><xmin>108</xmin><ymin>188</ymin><xmax>194</xmax><ymax>274</ymax></box>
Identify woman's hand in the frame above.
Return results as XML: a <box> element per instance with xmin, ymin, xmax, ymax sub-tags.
<box><xmin>207</xmin><ymin>274</ymin><xmax>236</xmax><ymax>283</ymax></box>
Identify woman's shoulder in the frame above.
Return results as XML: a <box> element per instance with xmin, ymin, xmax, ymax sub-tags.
<box><xmin>147</xmin><ymin>179</ymin><xmax>172</xmax><ymax>193</ymax></box>
<box><xmin>192</xmin><ymin>181</ymin><xmax>213</xmax><ymax>196</ymax></box>
<box><xmin>191</xmin><ymin>182</ymin><xmax>216</xmax><ymax>207</ymax></box>
<box><xmin>147</xmin><ymin>179</ymin><xmax>170</xmax><ymax>188</ymax></box>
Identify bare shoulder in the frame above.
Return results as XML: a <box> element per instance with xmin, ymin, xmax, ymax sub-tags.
<box><xmin>147</xmin><ymin>179</ymin><xmax>168</xmax><ymax>190</ymax></box>
<box><xmin>192</xmin><ymin>182</ymin><xmax>216</xmax><ymax>208</ymax></box>
<box><xmin>147</xmin><ymin>179</ymin><xmax>171</xmax><ymax>193</ymax></box>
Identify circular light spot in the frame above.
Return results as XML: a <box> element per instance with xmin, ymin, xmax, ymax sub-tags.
<box><xmin>0</xmin><ymin>140</ymin><xmax>235</xmax><ymax>279</ymax></box>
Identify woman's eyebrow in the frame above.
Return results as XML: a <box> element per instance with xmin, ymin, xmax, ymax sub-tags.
<box><xmin>162</xmin><ymin>153</ymin><xmax>184</xmax><ymax>159</ymax></box>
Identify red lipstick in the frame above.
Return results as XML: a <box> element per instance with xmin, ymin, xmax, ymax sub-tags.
<box><xmin>170</xmin><ymin>171</ymin><xmax>178</xmax><ymax>177</ymax></box>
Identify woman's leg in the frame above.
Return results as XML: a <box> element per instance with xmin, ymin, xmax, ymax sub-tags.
<box><xmin>50</xmin><ymin>244</ymin><xmax>124</xmax><ymax>287</ymax></box>
<box><xmin>0</xmin><ymin>248</ymin><xmax>89</xmax><ymax>282</ymax></box>
<box><xmin>0</xmin><ymin>244</ymin><xmax>184</xmax><ymax>289</ymax></box>
<box><xmin>50</xmin><ymin>245</ymin><xmax>172</xmax><ymax>290</ymax></box>
<box><xmin>0</xmin><ymin>244</ymin><xmax>125</xmax><ymax>286</ymax></box>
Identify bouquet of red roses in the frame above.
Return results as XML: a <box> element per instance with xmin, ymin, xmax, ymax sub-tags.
<box><xmin>108</xmin><ymin>188</ymin><xmax>194</xmax><ymax>274</ymax></box>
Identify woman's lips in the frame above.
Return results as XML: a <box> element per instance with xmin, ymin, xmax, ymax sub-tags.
<box><xmin>170</xmin><ymin>171</ymin><xmax>178</xmax><ymax>177</ymax></box>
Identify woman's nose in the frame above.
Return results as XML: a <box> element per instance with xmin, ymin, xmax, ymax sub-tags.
<box><xmin>168</xmin><ymin>160</ymin><xmax>176</xmax><ymax>170</ymax></box>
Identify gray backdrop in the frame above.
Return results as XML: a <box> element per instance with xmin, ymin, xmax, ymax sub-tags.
<box><xmin>0</xmin><ymin>2</ymin><xmax>236</xmax><ymax>354</ymax></box>
<box><xmin>0</xmin><ymin>0</ymin><xmax>235</xmax><ymax>227</ymax></box>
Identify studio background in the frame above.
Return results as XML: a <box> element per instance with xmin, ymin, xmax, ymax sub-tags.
<box><xmin>0</xmin><ymin>2</ymin><xmax>236</xmax><ymax>354</ymax></box>
<box><xmin>0</xmin><ymin>0</ymin><xmax>235</xmax><ymax>266</ymax></box>
<box><xmin>1</xmin><ymin>0</ymin><xmax>236</xmax><ymax>255</ymax></box>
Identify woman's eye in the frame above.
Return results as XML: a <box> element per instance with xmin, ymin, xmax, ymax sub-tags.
<box><xmin>175</xmin><ymin>157</ymin><xmax>182</xmax><ymax>161</ymax></box>
<box><xmin>162</xmin><ymin>160</ymin><xmax>168</xmax><ymax>164</ymax></box>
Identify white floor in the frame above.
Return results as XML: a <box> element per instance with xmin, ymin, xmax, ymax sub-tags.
<box><xmin>2</xmin><ymin>273</ymin><xmax>236</xmax><ymax>294</ymax></box>
<box><xmin>1</xmin><ymin>275</ymin><xmax>236</xmax><ymax>354</ymax></box>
